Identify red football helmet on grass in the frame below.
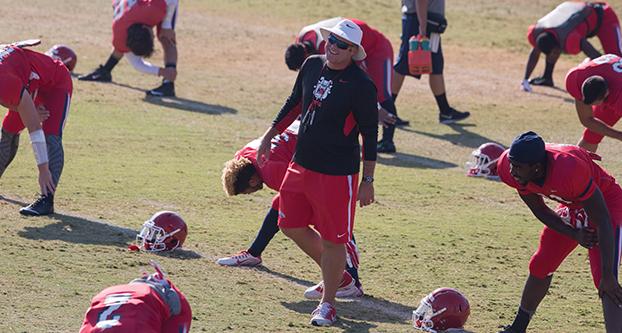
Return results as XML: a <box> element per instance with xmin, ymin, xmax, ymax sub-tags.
<box><xmin>137</xmin><ymin>211</ymin><xmax>187</xmax><ymax>252</ymax></box>
<box><xmin>466</xmin><ymin>142</ymin><xmax>506</xmax><ymax>179</ymax></box>
<box><xmin>413</xmin><ymin>287</ymin><xmax>470</xmax><ymax>332</ymax></box>
<box><xmin>46</xmin><ymin>44</ymin><xmax>77</xmax><ymax>72</ymax></box>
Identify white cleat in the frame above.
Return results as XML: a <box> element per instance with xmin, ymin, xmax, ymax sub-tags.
<box><xmin>304</xmin><ymin>272</ymin><xmax>363</xmax><ymax>299</ymax></box>
<box><xmin>216</xmin><ymin>250</ymin><xmax>262</xmax><ymax>267</ymax></box>
<box><xmin>310</xmin><ymin>302</ymin><xmax>337</xmax><ymax>327</ymax></box>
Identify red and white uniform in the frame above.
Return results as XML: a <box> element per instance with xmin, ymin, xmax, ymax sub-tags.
<box><xmin>112</xmin><ymin>0</ymin><xmax>176</xmax><ymax>53</ymax></box>
<box><xmin>79</xmin><ymin>280</ymin><xmax>191</xmax><ymax>333</ymax></box>
<box><xmin>498</xmin><ymin>144</ymin><xmax>622</xmax><ymax>287</ymax></box>
<box><xmin>0</xmin><ymin>45</ymin><xmax>72</xmax><ymax>136</ymax></box>
<box><xmin>566</xmin><ymin>54</ymin><xmax>622</xmax><ymax>144</ymax></box>
<box><xmin>527</xmin><ymin>2</ymin><xmax>621</xmax><ymax>55</ymax></box>
<box><xmin>297</xmin><ymin>17</ymin><xmax>394</xmax><ymax>103</ymax></box>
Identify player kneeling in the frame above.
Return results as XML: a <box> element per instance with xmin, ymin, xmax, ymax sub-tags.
<box><xmin>79</xmin><ymin>261</ymin><xmax>191</xmax><ymax>333</ymax></box>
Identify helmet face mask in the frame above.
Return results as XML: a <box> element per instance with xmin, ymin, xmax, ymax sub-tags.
<box><xmin>466</xmin><ymin>142</ymin><xmax>506</xmax><ymax>179</ymax></box>
<box><xmin>136</xmin><ymin>211</ymin><xmax>187</xmax><ymax>252</ymax></box>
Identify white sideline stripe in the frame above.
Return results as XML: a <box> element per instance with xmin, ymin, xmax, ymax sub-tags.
<box><xmin>3</xmin><ymin>197</ymin><xmax>411</xmax><ymax>321</ymax></box>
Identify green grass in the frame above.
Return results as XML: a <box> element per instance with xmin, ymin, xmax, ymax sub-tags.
<box><xmin>1</xmin><ymin>0</ymin><xmax>622</xmax><ymax>332</ymax></box>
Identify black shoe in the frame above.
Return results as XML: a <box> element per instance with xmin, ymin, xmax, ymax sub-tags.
<box><xmin>498</xmin><ymin>325</ymin><xmax>521</xmax><ymax>333</ymax></box>
<box><xmin>78</xmin><ymin>65</ymin><xmax>112</xmax><ymax>82</ymax></box>
<box><xmin>377</xmin><ymin>141</ymin><xmax>396</xmax><ymax>153</ymax></box>
<box><xmin>146</xmin><ymin>82</ymin><xmax>175</xmax><ymax>97</ymax></box>
<box><xmin>439</xmin><ymin>108</ymin><xmax>470</xmax><ymax>124</ymax></box>
<box><xmin>528</xmin><ymin>76</ymin><xmax>554</xmax><ymax>87</ymax></box>
<box><xmin>395</xmin><ymin>116</ymin><xmax>410</xmax><ymax>127</ymax></box>
<box><xmin>20</xmin><ymin>194</ymin><xmax>54</xmax><ymax>216</ymax></box>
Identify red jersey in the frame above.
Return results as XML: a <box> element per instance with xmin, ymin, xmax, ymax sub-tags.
<box><xmin>0</xmin><ymin>45</ymin><xmax>67</xmax><ymax>109</ymax></box>
<box><xmin>112</xmin><ymin>0</ymin><xmax>167</xmax><ymax>53</ymax></box>
<box><xmin>79</xmin><ymin>280</ymin><xmax>191</xmax><ymax>333</ymax></box>
<box><xmin>498</xmin><ymin>144</ymin><xmax>618</xmax><ymax>209</ymax></box>
<box><xmin>235</xmin><ymin>123</ymin><xmax>298</xmax><ymax>191</ymax></box>
<box><xmin>565</xmin><ymin>54</ymin><xmax>622</xmax><ymax>111</ymax></box>
<box><xmin>297</xmin><ymin>17</ymin><xmax>384</xmax><ymax>57</ymax></box>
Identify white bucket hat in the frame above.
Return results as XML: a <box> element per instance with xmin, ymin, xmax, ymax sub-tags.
<box><xmin>319</xmin><ymin>19</ymin><xmax>366</xmax><ymax>61</ymax></box>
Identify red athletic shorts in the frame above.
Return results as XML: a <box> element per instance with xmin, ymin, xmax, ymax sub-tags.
<box><xmin>582</xmin><ymin>103</ymin><xmax>622</xmax><ymax>144</ymax></box>
<box><xmin>278</xmin><ymin>162</ymin><xmax>358</xmax><ymax>244</ymax></box>
<box><xmin>529</xmin><ymin>186</ymin><xmax>622</xmax><ymax>287</ymax></box>
<box><xmin>2</xmin><ymin>67</ymin><xmax>72</xmax><ymax>136</ymax></box>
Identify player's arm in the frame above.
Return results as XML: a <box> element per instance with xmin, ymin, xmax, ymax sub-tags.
<box><xmin>16</xmin><ymin>91</ymin><xmax>55</xmax><ymax>195</ymax></box>
<box><xmin>519</xmin><ymin>193</ymin><xmax>581</xmax><ymax>239</ymax></box>
<box><xmin>125</xmin><ymin>53</ymin><xmax>176</xmax><ymax>81</ymax></box>
<box><xmin>575</xmin><ymin>100</ymin><xmax>622</xmax><ymax>141</ymax></box>
<box><xmin>523</xmin><ymin>47</ymin><xmax>540</xmax><ymax>83</ymax></box>
<box><xmin>580</xmin><ymin>38</ymin><xmax>601</xmax><ymax>59</ymax></box>
<box><xmin>415</xmin><ymin>0</ymin><xmax>429</xmax><ymax>36</ymax></box>
<box><xmin>582</xmin><ymin>188</ymin><xmax>622</xmax><ymax>306</ymax></box>
<box><xmin>353</xmin><ymin>79</ymin><xmax>378</xmax><ymax>207</ymax></box>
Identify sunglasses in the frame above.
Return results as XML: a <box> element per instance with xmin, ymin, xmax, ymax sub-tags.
<box><xmin>327</xmin><ymin>34</ymin><xmax>353</xmax><ymax>50</ymax></box>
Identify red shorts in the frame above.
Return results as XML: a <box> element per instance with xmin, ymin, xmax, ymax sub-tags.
<box><xmin>2</xmin><ymin>66</ymin><xmax>72</xmax><ymax>136</ymax></box>
<box><xmin>278</xmin><ymin>162</ymin><xmax>358</xmax><ymax>244</ymax></box>
<box><xmin>582</xmin><ymin>103</ymin><xmax>622</xmax><ymax>144</ymax></box>
<box><xmin>362</xmin><ymin>36</ymin><xmax>394</xmax><ymax>104</ymax></box>
<box><xmin>596</xmin><ymin>5</ymin><xmax>622</xmax><ymax>56</ymax></box>
<box><xmin>529</xmin><ymin>186</ymin><xmax>622</xmax><ymax>287</ymax></box>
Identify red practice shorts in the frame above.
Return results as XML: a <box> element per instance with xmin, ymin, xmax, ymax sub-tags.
<box><xmin>362</xmin><ymin>36</ymin><xmax>394</xmax><ymax>104</ymax></box>
<box><xmin>278</xmin><ymin>162</ymin><xmax>358</xmax><ymax>244</ymax></box>
<box><xmin>582</xmin><ymin>103</ymin><xmax>622</xmax><ymax>144</ymax></box>
<box><xmin>2</xmin><ymin>67</ymin><xmax>72</xmax><ymax>136</ymax></box>
<box><xmin>596</xmin><ymin>5</ymin><xmax>622</xmax><ymax>56</ymax></box>
<box><xmin>529</xmin><ymin>186</ymin><xmax>622</xmax><ymax>287</ymax></box>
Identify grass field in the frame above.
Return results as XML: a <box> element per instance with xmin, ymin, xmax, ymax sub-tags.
<box><xmin>2</xmin><ymin>1</ymin><xmax>622</xmax><ymax>332</ymax></box>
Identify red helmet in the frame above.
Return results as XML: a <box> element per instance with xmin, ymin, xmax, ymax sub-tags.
<box><xmin>412</xmin><ymin>287</ymin><xmax>470</xmax><ymax>332</ymax></box>
<box><xmin>136</xmin><ymin>211</ymin><xmax>187</xmax><ymax>252</ymax></box>
<box><xmin>45</xmin><ymin>44</ymin><xmax>77</xmax><ymax>72</ymax></box>
<box><xmin>466</xmin><ymin>142</ymin><xmax>506</xmax><ymax>179</ymax></box>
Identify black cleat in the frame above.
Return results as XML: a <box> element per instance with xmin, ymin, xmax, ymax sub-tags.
<box><xmin>439</xmin><ymin>108</ymin><xmax>471</xmax><ymax>124</ymax></box>
<box><xmin>528</xmin><ymin>76</ymin><xmax>554</xmax><ymax>87</ymax></box>
<box><xmin>146</xmin><ymin>82</ymin><xmax>175</xmax><ymax>97</ymax></box>
<box><xmin>78</xmin><ymin>65</ymin><xmax>112</xmax><ymax>82</ymax></box>
<box><xmin>395</xmin><ymin>116</ymin><xmax>410</xmax><ymax>127</ymax></box>
<box><xmin>498</xmin><ymin>325</ymin><xmax>522</xmax><ymax>333</ymax></box>
<box><xmin>377</xmin><ymin>140</ymin><xmax>396</xmax><ymax>153</ymax></box>
<box><xmin>20</xmin><ymin>194</ymin><xmax>54</xmax><ymax>216</ymax></box>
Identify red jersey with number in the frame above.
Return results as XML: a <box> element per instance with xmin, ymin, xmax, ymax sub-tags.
<box><xmin>565</xmin><ymin>54</ymin><xmax>622</xmax><ymax>110</ymax></box>
<box><xmin>0</xmin><ymin>45</ymin><xmax>66</xmax><ymax>109</ymax></box>
<box><xmin>79</xmin><ymin>281</ymin><xmax>191</xmax><ymax>333</ymax></box>
<box><xmin>497</xmin><ymin>144</ymin><xmax>617</xmax><ymax>209</ymax></box>
<box><xmin>234</xmin><ymin>124</ymin><xmax>298</xmax><ymax>191</ymax></box>
<box><xmin>112</xmin><ymin>0</ymin><xmax>167</xmax><ymax>53</ymax></box>
<box><xmin>297</xmin><ymin>17</ymin><xmax>384</xmax><ymax>58</ymax></box>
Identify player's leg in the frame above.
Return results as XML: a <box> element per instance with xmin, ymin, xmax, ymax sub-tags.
<box><xmin>578</xmin><ymin>104</ymin><xmax>620</xmax><ymax>153</ymax></box>
<box><xmin>345</xmin><ymin>236</ymin><xmax>361</xmax><ymax>288</ymax></box>
<box><xmin>372</xmin><ymin>40</ymin><xmax>399</xmax><ymax>153</ymax></box>
<box><xmin>428</xmin><ymin>42</ymin><xmax>470</xmax><ymax>124</ymax></box>
<box><xmin>392</xmin><ymin>13</ymin><xmax>418</xmax><ymax>100</ymax></box>
<box><xmin>501</xmin><ymin>225</ymin><xmax>578</xmax><ymax>333</ymax></box>
<box><xmin>597</xmin><ymin>6</ymin><xmax>622</xmax><ymax>56</ymax></box>
<box><xmin>78</xmin><ymin>50</ymin><xmax>122</xmax><ymax>82</ymax></box>
<box><xmin>0</xmin><ymin>111</ymin><xmax>23</xmax><ymax>178</ymax></box>
<box><xmin>20</xmin><ymin>82</ymin><xmax>71</xmax><ymax>216</ymax></box>
<box><xmin>148</xmin><ymin>3</ymin><xmax>179</xmax><ymax>97</ymax></box>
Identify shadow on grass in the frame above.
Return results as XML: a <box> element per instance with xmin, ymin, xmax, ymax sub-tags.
<box><xmin>402</xmin><ymin>123</ymin><xmax>501</xmax><ymax>149</ymax></box>
<box><xmin>254</xmin><ymin>266</ymin><xmax>316</xmax><ymax>288</ymax></box>
<box><xmin>377</xmin><ymin>152</ymin><xmax>457</xmax><ymax>169</ymax></box>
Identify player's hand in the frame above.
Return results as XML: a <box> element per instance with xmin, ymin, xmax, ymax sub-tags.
<box><xmin>256</xmin><ymin>137</ymin><xmax>271</xmax><ymax>167</ymax></box>
<box><xmin>36</xmin><ymin>105</ymin><xmax>50</xmax><ymax>123</ymax></box>
<box><xmin>158</xmin><ymin>28</ymin><xmax>177</xmax><ymax>45</ymax></box>
<box><xmin>599</xmin><ymin>275</ymin><xmax>622</xmax><ymax>307</ymax></box>
<box><xmin>378</xmin><ymin>108</ymin><xmax>396</xmax><ymax>127</ymax></box>
<box><xmin>38</xmin><ymin>164</ymin><xmax>55</xmax><ymax>196</ymax></box>
<box><xmin>574</xmin><ymin>227</ymin><xmax>598</xmax><ymax>249</ymax></box>
<box><xmin>159</xmin><ymin>67</ymin><xmax>177</xmax><ymax>81</ymax></box>
<box><xmin>521</xmin><ymin>79</ymin><xmax>532</xmax><ymax>92</ymax></box>
<box><xmin>358</xmin><ymin>182</ymin><xmax>374</xmax><ymax>207</ymax></box>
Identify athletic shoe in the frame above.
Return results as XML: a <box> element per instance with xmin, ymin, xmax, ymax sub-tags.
<box><xmin>498</xmin><ymin>325</ymin><xmax>522</xmax><ymax>333</ymax></box>
<box><xmin>78</xmin><ymin>65</ymin><xmax>112</xmax><ymax>82</ymax></box>
<box><xmin>310</xmin><ymin>302</ymin><xmax>337</xmax><ymax>327</ymax></box>
<box><xmin>395</xmin><ymin>116</ymin><xmax>410</xmax><ymax>127</ymax></box>
<box><xmin>146</xmin><ymin>82</ymin><xmax>175</xmax><ymax>97</ymax></box>
<box><xmin>304</xmin><ymin>271</ymin><xmax>363</xmax><ymax>299</ymax></box>
<box><xmin>528</xmin><ymin>76</ymin><xmax>554</xmax><ymax>87</ymax></box>
<box><xmin>439</xmin><ymin>108</ymin><xmax>471</xmax><ymax>124</ymax></box>
<box><xmin>377</xmin><ymin>140</ymin><xmax>396</xmax><ymax>153</ymax></box>
<box><xmin>20</xmin><ymin>194</ymin><xmax>54</xmax><ymax>216</ymax></box>
<box><xmin>216</xmin><ymin>250</ymin><xmax>262</xmax><ymax>267</ymax></box>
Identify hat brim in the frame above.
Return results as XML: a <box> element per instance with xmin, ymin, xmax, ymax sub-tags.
<box><xmin>319</xmin><ymin>27</ymin><xmax>366</xmax><ymax>61</ymax></box>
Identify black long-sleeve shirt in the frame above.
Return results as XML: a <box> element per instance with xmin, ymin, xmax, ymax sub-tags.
<box><xmin>272</xmin><ymin>55</ymin><xmax>378</xmax><ymax>175</ymax></box>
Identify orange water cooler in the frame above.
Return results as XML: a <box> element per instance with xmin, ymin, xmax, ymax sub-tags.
<box><xmin>408</xmin><ymin>35</ymin><xmax>432</xmax><ymax>75</ymax></box>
